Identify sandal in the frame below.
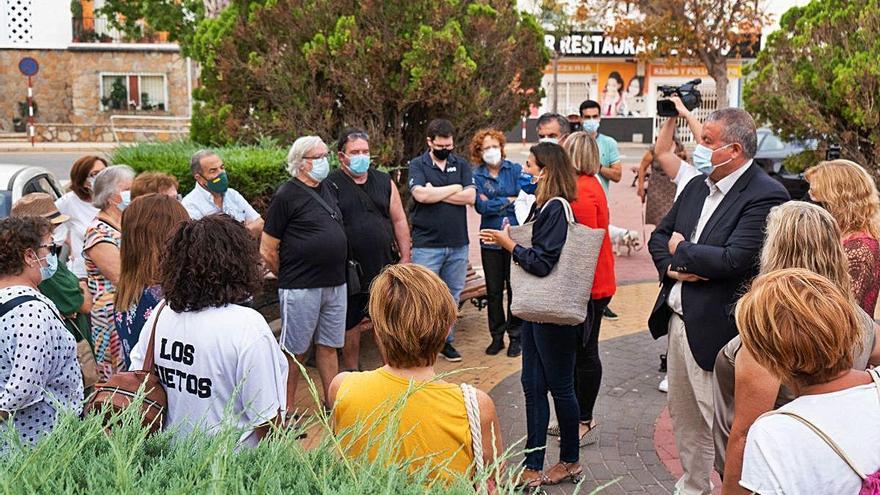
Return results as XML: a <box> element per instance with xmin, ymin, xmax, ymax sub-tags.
<box><xmin>543</xmin><ymin>461</ymin><xmax>584</xmax><ymax>485</ymax></box>
<box><xmin>514</xmin><ymin>468</ymin><xmax>548</xmax><ymax>490</ymax></box>
<box><xmin>579</xmin><ymin>420</ymin><xmax>599</xmax><ymax>447</ymax></box>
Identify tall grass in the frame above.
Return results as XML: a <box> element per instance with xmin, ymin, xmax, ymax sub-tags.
<box><xmin>0</xmin><ymin>366</ymin><xmax>616</xmax><ymax>494</ymax></box>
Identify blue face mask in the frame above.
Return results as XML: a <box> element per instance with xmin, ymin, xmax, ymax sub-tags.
<box><xmin>308</xmin><ymin>157</ymin><xmax>330</xmax><ymax>182</ymax></box>
<box><xmin>692</xmin><ymin>143</ymin><xmax>733</xmax><ymax>174</ymax></box>
<box><xmin>118</xmin><ymin>190</ymin><xmax>131</xmax><ymax>211</ymax></box>
<box><xmin>519</xmin><ymin>172</ymin><xmax>538</xmax><ymax>195</ymax></box>
<box><xmin>37</xmin><ymin>252</ymin><xmax>58</xmax><ymax>281</ymax></box>
<box><xmin>348</xmin><ymin>154</ymin><xmax>370</xmax><ymax>176</ymax></box>
<box><xmin>582</xmin><ymin>119</ymin><xmax>601</xmax><ymax>134</ymax></box>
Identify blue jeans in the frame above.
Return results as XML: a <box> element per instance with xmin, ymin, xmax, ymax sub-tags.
<box><xmin>520</xmin><ymin>320</ymin><xmax>580</xmax><ymax>470</ymax></box>
<box><xmin>412</xmin><ymin>245</ymin><xmax>469</xmax><ymax>343</ymax></box>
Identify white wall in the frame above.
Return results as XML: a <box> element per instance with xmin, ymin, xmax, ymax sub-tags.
<box><xmin>0</xmin><ymin>0</ymin><xmax>73</xmax><ymax>49</ymax></box>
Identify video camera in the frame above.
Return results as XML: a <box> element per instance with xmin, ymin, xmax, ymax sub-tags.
<box><xmin>657</xmin><ymin>79</ymin><xmax>703</xmax><ymax>117</ymax></box>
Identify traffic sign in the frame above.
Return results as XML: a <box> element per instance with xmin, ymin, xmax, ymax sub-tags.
<box><xmin>18</xmin><ymin>57</ymin><xmax>39</xmax><ymax>77</ymax></box>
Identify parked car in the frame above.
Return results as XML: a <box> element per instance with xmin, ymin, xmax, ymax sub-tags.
<box><xmin>754</xmin><ymin>128</ymin><xmax>817</xmax><ymax>200</ymax></box>
<box><xmin>0</xmin><ymin>164</ymin><xmax>64</xmax><ymax>218</ymax></box>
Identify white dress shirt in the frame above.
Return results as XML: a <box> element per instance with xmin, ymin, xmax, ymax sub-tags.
<box><xmin>667</xmin><ymin>160</ymin><xmax>753</xmax><ymax>315</ymax></box>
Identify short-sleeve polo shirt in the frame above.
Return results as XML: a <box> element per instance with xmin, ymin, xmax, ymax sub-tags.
<box><xmin>407</xmin><ymin>152</ymin><xmax>474</xmax><ymax>248</ymax></box>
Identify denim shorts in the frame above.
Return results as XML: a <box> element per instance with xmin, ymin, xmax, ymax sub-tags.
<box><xmin>279</xmin><ymin>284</ymin><xmax>347</xmax><ymax>355</ymax></box>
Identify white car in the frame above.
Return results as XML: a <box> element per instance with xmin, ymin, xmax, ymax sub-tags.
<box><xmin>0</xmin><ymin>164</ymin><xmax>65</xmax><ymax>218</ymax></box>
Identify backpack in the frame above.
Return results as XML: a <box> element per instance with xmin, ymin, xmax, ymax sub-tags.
<box><xmin>764</xmin><ymin>368</ymin><xmax>880</xmax><ymax>495</ymax></box>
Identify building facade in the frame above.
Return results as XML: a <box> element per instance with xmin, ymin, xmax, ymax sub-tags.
<box><xmin>0</xmin><ymin>0</ymin><xmax>192</xmax><ymax>142</ymax></box>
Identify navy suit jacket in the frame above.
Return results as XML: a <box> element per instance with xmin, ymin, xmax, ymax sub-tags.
<box><xmin>647</xmin><ymin>163</ymin><xmax>789</xmax><ymax>371</ymax></box>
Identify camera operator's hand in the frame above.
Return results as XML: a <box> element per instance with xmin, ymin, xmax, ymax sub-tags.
<box><xmin>670</xmin><ymin>96</ymin><xmax>690</xmax><ymax>118</ymax></box>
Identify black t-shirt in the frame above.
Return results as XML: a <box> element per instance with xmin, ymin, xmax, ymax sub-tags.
<box><xmin>264</xmin><ymin>178</ymin><xmax>348</xmax><ymax>289</ymax></box>
<box><xmin>407</xmin><ymin>152</ymin><xmax>473</xmax><ymax>248</ymax></box>
<box><xmin>326</xmin><ymin>168</ymin><xmax>397</xmax><ymax>285</ymax></box>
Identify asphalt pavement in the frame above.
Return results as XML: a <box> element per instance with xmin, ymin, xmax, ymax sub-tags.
<box><xmin>0</xmin><ymin>151</ymin><xmax>113</xmax><ymax>179</ymax></box>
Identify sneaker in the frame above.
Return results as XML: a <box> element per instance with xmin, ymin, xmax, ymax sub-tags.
<box><xmin>602</xmin><ymin>306</ymin><xmax>619</xmax><ymax>321</ymax></box>
<box><xmin>440</xmin><ymin>343</ymin><xmax>462</xmax><ymax>362</ymax></box>
<box><xmin>485</xmin><ymin>338</ymin><xmax>505</xmax><ymax>356</ymax></box>
<box><xmin>507</xmin><ymin>340</ymin><xmax>522</xmax><ymax>358</ymax></box>
<box><xmin>658</xmin><ymin>375</ymin><xmax>668</xmax><ymax>393</ymax></box>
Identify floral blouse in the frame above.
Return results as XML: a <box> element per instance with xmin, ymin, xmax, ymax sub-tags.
<box><xmin>115</xmin><ymin>285</ymin><xmax>163</xmax><ymax>370</ymax></box>
<box><xmin>844</xmin><ymin>233</ymin><xmax>880</xmax><ymax>316</ymax></box>
<box><xmin>0</xmin><ymin>286</ymin><xmax>83</xmax><ymax>446</ymax></box>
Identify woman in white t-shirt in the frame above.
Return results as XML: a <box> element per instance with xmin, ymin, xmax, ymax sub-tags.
<box><xmin>736</xmin><ymin>269</ymin><xmax>880</xmax><ymax>495</ymax></box>
<box><xmin>129</xmin><ymin>214</ymin><xmax>288</xmax><ymax>446</ymax></box>
<box><xmin>55</xmin><ymin>155</ymin><xmax>106</xmax><ymax>278</ymax></box>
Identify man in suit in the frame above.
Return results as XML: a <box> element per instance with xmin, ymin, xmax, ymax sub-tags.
<box><xmin>648</xmin><ymin>107</ymin><xmax>789</xmax><ymax>495</ymax></box>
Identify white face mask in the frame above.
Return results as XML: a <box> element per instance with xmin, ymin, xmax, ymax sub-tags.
<box><xmin>538</xmin><ymin>137</ymin><xmax>559</xmax><ymax>145</ymax></box>
<box><xmin>482</xmin><ymin>148</ymin><xmax>502</xmax><ymax>166</ymax></box>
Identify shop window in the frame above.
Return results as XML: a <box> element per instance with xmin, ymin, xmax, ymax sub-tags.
<box><xmin>542</xmin><ymin>80</ymin><xmax>594</xmax><ymax>116</ymax></box>
<box><xmin>100</xmin><ymin>73</ymin><xmax>167</xmax><ymax>111</ymax></box>
<box><xmin>5</xmin><ymin>0</ymin><xmax>33</xmax><ymax>43</ymax></box>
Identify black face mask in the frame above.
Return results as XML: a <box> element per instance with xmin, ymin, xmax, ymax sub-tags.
<box><xmin>432</xmin><ymin>148</ymin><xmax>452</xmax><ymax>161</ymax></box>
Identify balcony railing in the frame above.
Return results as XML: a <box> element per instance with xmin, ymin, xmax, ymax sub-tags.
<box><xmin>72</xmin><ymin>17</ymin><xmax>169</xmax><ymax>44</ymax></box>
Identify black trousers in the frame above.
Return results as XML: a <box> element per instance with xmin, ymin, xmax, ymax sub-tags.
<box><xmin>481</xmin><ymin>247</ymin><xmax>521</xmax><ymax>342</ymax></box>
<box><xmin>575</xmin><ymin>296</ymin><xmax>612</xmax><ymax>422</ymax></box>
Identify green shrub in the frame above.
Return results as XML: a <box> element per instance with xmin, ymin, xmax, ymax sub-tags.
<box><xmin>782</xmin><ymin>149</ymin><xmax>823</xmax><ymax>174</ymax></box>
<box><xmin>111</xmin><ymin>140</ymin><xmax>289</xmax><ymax>214</ymax></box>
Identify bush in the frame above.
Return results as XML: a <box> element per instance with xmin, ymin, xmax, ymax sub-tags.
<box><xmin>111</xmin><ymin>140</ymin><xmax>289</xmax><ymax>214</ymax></box>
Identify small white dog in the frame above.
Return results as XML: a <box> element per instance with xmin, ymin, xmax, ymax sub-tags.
<box><xmin>608</xmin><ymin>225</ymin><xmax>642</xmax><ymax>256</ymax></box>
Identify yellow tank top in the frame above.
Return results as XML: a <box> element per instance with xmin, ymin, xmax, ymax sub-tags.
<box><xmin>333</xmin><ymin>368</ymin><xmax>474</xmax><ymax>481</ymax></box>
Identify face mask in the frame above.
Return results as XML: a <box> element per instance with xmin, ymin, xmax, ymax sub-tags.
<box><xmin>36</xmin><ymin>252</ymin><xmax>58</xmax><ymax>281</ymax></box>
<box><xmin>432</xmin><ymin>148</ymin><xmax>452</xmax><ymax>161</ymax></box>
<box><xmin>582</xmin><ymin>119</ymin><xmax>601</xmax><ymax>134</ymax></box>
<box><xmin>204</xmin><ymin>171</ymin><xmax>229</xmax><ymax>194</ymax></box>
<box><xmin>348</xmin><ymin>154</ymin><xmax>370</xmax><ymax>175</ymax></box>
<box><xmin>692</xmin><ymin>143</ymin><xmax>734</xmax><ymax>174</ymax></box>
<box><xmin>308</xmin><ymin>157</ymin><xmax>330</xmax><ymax>182</ymax></box>
<box><xmin>118</xmin><ymin>190</ymin><xmax>131</xmax><ymax>211</ymax></box>
<box><xmin>519</xmin><ymin>172</ymin><xmax>538</xmax><ymax>195</ymax></box>
<box><xmin>87</xmin><ymin>176</ymin><xmax>96</xmax><ymax>190</ymax></box>
<box><xmin>538</xmin><ymin>137</ymin><xmax>558</xmax><ymax>145</ymax></box>
<box><xmin>482</xmin><ymin>148</ymin><xmax>502</xmax><ymax>166</ymax></box>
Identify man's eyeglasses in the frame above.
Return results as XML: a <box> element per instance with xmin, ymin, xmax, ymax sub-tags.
<box><xmin>39</xmin><ymin>243</ymin><xmax>62</xmax><ymax>256</ymax></box>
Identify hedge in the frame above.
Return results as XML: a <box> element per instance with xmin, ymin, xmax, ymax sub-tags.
<box><xmin>111</xmin><ymin>140</ymin><xmax>289</xmax><ymax>214</ymax></box>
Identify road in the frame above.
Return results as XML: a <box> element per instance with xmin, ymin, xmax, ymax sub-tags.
<box><xmin>0</xmin><ymin>151</ymin><xmax>114</xmax><ymax>180</ymax></box>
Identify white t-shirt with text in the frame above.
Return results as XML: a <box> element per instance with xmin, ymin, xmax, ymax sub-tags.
<box><xmin>129</xmin><ymin>303</ymin><xmax>288</xmax><ymax>447</ymax></box>
<box><xmin>740</xmin><ymin>383</ymin><xmax>880</xmax><ymax>495</ymax></box>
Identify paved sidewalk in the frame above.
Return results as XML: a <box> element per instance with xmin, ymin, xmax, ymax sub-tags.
<box><xmin>491</xmin><ymin>330</ymin><xmax>675</xmax><ymax>494</ymax></box>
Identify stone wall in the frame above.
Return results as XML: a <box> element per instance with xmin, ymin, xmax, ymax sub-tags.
<box><xmin>0</xmin><ymin>46</ymin><xmax>190</xmax><ymax>140</ymax></box>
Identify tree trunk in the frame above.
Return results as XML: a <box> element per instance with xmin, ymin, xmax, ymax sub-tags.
<box><xmin>552</xmin><ymin>52</ymin><xmax>559</xmax><ymax>114</ymax></box>
<box><xmin>710</xmin><ymin>62</ymin><xmax>730</xmax><ymax>109</ymax></box>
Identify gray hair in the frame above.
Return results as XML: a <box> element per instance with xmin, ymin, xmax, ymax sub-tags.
<box><xmin>535</xmin><ymin>112</ymin><xmax>571</xmax><ymax>135</ymax></box>
<box><xmin>286</xmin><ymin>136</ymin><xmax>326</xmax><ymax>177</ymax></box>
<box><xmin>706</xmin><ymin>108</ymin><xmax>758</xmax><ymax>158</ymax></box>
<box><xmin>190</xmin><ymin>149</ymin><xmax>218</xmax><ymax>176</ymax></box>
<box><xmin>92</xmin><ymin>165</ymin><xmax>135</xmax><ymax>210</ymax></box>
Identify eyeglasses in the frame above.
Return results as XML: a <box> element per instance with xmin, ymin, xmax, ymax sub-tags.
<box><xmin>344</xmin><ymin>132</ymin><xmax>370</xmax><ymax>142</ymax></box>
<box><xmin>304</xmin><ymin>153</ymin><xmax>329</xmax><ymax>160</ymax></box>
<box><xmin>39</xmin><ymin>243</ymin><xmax>62</xmax><ymax>256</ymax></box>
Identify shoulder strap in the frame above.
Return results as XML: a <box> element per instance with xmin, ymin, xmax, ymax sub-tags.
<box><xmin>460</xmin><ymin>383</ymin><xmax>484</xmax><ymax>472</ymax></box>
<box><xmin>292</xmin><ymin>179</ymin><xmax>341</xmax><ymax>224</ymax></box>
<box><xmin>544</xmin><ymin>196</ymin><xmax>575</xmax><ymax>224</ymax></box>
<box><xmin>0</xmin><ymin>295</ymin><xmax>40</xmax><ymax>319</ymax></box>
<box><xmin>142</xmin><ymin>301</ymin><xmax>167</xmax><ymax>373</ymax></box>
<box><xmin>763</xmin><ymin>409</ymin><xmax>866</xmax><ymax>480</ymax></box>
<box><xmin>343</xmin><ymin>172</ymin><xmax>391</xmax><ymax>221</ymax></box>
<box><xmin>870</xmin><ymin>368</ymin><xmax>880</xmax><ymax>404</ymax></box>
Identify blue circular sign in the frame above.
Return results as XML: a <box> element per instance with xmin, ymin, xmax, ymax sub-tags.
<box><xmin>18</xmin><ymin>57</ymin><xmax>39</xmax><ymax>77</ymax></box>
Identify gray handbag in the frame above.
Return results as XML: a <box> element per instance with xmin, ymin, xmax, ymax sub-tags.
<box><xmin>508</xmin><ymin>197</ymin><xmax>605</xmax><ymax>325</ymax></box>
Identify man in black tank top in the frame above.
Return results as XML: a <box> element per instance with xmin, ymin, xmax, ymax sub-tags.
<box><xmin>326</xmin><ymin>128</ymin><xmax>412</xmax><ymax>371</ymax></box>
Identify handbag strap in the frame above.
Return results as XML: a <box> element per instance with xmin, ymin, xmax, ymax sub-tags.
<box><xmin>760</xmin><ymin>368</ymin><xmax>880</xmax><ymax>481</ymax></box>
<box><xmin>341</xmin><ymin>172</ymin><xmax>391</xmax><ymax>222</ymax></box>
<box><xmin>460</xmin><ymin>383</ymin><xmax>484</xmax><ymax>472</ymax></box>
<box><xmin>142</xmin><ymin>301</ymin><xmax>167</xmax><ymax>373</ymax></box>
<box><xmin>544</xmin><ymin>196</ymin><xmax>576</xmax><ymax>224</ymax></box>
<box><xmin>292</xmin><ymin>178</ymin><xmax>342</xmax><ymax>224</ymax></box>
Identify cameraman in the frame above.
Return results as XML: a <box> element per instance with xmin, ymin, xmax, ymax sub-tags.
<box><xmin>655</xmin><ymin>96</ymin><xmax>705</xmax><ymax>199</ymax></box>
